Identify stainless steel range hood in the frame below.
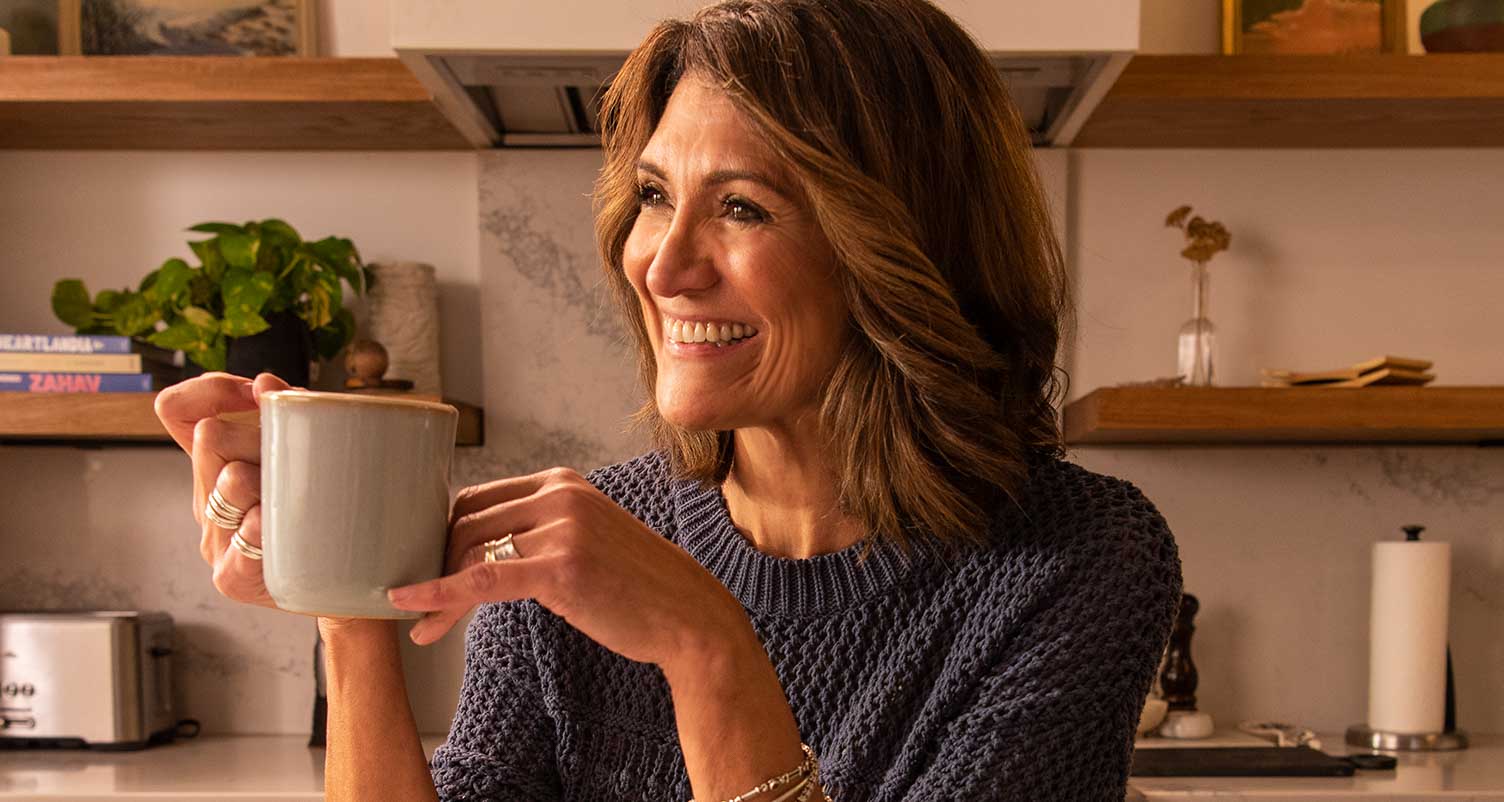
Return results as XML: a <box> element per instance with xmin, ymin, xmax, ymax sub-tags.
<box><xmin>392</xmin><ymin>0</ymin><xmax>1138</xmax><ymax>148</ymax></box>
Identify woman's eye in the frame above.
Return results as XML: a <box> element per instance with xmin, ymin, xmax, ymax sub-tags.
<box><xmin>723</xmin><ymin>197</ymin><xmax>766</xmax><ymax>224</ymax></box>
<box><xmin>637</xmin><ymin>183</ymin><xmax>665</xmax><ymax>207</ymax></box>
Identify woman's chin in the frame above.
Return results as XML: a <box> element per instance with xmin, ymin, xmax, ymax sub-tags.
<box><xmin>656</xmin><ymin>397</ymin><xmax>738</xmax><ymax>432</ymax></box>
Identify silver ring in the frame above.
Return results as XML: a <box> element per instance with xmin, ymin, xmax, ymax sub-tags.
<box><xmin>204</xmin><ymin>487</ymin><xmax>248</xmax><ymax>531</ymax></box>
<box><xmin>482</xmin><ymin>534</ymin><xmax>520</xmax><ymax>563</ymax></box>
<box><xmin>230</xmin><ymin>530</ymin><xmax>263</xmax><ymax>561</ymax></box>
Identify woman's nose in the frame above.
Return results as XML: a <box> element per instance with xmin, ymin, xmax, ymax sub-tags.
<box><xmin>644</xmin><ymin>215</ymin><xmax>718</xmax><ymax>298</ymax></box>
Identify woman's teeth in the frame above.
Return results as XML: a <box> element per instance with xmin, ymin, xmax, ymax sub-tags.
<box><xmin>665</xmin><ymin>318</ymin><xmax>758</xmax><ymax>346</ymax></box>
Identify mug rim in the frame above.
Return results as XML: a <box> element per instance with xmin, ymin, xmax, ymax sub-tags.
<box><xmin>261</xmin><ymin>389</ymin><xmax>457</xmax><ymax>416</ymax></box>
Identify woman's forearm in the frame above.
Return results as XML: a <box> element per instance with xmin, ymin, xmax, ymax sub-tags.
<box><xmin>665</xmin><ymin>626</ymin><xmax>825</xmax><ymax>802</ymax></box>
<box><xmin>320</xmin><ymin>619</ymin><xmax>440</xmax><ymax>802</ymax></box>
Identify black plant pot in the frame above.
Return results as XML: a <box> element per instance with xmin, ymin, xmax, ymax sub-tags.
<box><xmin>174</xmin><ymin>311</ymin><xmax>313</xmax><ymax>386</ymax></box>
<box><xmin>225</xmin><ymin>311</ymin><xmax>313</xmax><ymax>387</ymax></box>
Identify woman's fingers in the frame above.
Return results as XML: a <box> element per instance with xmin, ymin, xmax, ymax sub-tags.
<box><xmin>450</xmin><ymin>466</ymin><xmax>580</xmax><ymax>524</ymax></box>
<box><xmin>212</xmin><ymin>505</ymin><xmax>274</xmax><ymax>607</ymax></box>
<box><xmin>200</xmin><ymin>459</ymin><xmax>261</xmax><ymax>565</ymax></box>
<box><xmin>155</xmin><ymin>372</ymin><xmax>258</xmax><ymax>453</ymax></box>
<box><xmin>191</xmin><ymin>418</ymin><xmax>260</xmax><ymax>537</ymax></box>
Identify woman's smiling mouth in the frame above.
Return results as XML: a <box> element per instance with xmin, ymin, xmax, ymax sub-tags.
<box><xmin>663</xmin><ymin>315</ymin><xmax>760</xmax><ymax>348</ymax></box>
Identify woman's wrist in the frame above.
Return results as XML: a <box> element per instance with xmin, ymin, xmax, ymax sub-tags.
<box><xmin>317</xmin><ymin>617</ymin><xmax>398</xmax><ymax>650</ymax></box>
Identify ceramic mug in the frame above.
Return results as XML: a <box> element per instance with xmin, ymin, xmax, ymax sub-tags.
<box><xmin>260</xmin><ymin>390</ymin><xmax>457</xmax><ymax>619</ymax></box>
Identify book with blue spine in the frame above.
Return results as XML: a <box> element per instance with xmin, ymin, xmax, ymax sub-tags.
<box><xmin>0</xmin><ymin>334</ymin><xmax>133</xmax><ymax>354</ymax></box>
<box><xmin>0</xmin><ymin>372</ymin><xmax>154</xmax><ymax>393</ymax></box>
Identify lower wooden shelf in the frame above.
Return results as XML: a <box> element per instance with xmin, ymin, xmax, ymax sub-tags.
<box><xmin>1063</xmin><ymin>386</ymin><xmax>1504</xmax><ymax>445</ymax></box>
<box><xmin>0</xmin><ymin>392</ymin><xmax>484</xmax><ymax>447</ymax></box>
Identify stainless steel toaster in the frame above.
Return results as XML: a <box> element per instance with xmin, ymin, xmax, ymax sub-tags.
<box><xmin>0</xmin><ymin>611</ymin><xmax>176</xmax><ymax>749</ymax></box>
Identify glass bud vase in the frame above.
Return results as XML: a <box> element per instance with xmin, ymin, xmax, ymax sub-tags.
<box><xmin>1176</xmin><ymin>260</ymin><xmax>1215</xmax><ymax>386</ymax></box>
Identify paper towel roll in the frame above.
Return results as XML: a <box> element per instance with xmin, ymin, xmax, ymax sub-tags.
<box><xmin>1368</xmin><ymin>540</ymin><xmax>1451</xmax><ymax>734</ymax></box>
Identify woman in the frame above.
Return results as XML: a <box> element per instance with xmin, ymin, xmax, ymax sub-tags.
<box><xmin>156</xmin><ymin>0</ymin><xmax>1181</xmax><ymax>800</ymax></box>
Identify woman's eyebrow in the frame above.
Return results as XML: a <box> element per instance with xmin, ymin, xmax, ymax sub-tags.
<box><xmin>636</xmin><ymin>160</ymin><xmax>792</xmax><ymax>198</ymax></box>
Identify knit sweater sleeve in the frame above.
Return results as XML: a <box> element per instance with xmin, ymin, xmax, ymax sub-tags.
<box><xmin>900</xmin><ymin>481</ymin><xmax>1182</xmax><ymax>802</ymax></box>
<box><xmin>428</xmin><ymin>600</ymin><xmax>561</xmax><ymax>801</ymax></box>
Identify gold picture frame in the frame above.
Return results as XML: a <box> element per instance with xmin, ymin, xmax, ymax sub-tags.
<box><xmin>61</xmin><ymin>0</ymin><xmax>317</xmax><ymax>56</ymax></box>
<box><xmin>1223</xmin><ymin>0</ymin><xmax>1407</xmax><ymax>55</ymax></box>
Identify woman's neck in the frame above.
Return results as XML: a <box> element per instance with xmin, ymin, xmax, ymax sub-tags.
<box><xmin>721</xmin><ymin>420</ymin><xmax>866</xmax><ymax>559</ymax></box>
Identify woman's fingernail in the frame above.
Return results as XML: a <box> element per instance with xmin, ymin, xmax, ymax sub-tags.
<box><xmin>387</xmin><ymin>587</ymin><xmax>413</xmax><ymax>603</ymax></box>
<box><xmin>241</xmin><ymin>382</ymin><xmax>257</xmax><ymax>402</ymax></box>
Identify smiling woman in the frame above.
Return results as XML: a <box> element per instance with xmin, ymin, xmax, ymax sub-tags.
<box><xmin>155</xmin><ymin>1</ymin><xmax>1181</xmax><ymax>801</ymax></box>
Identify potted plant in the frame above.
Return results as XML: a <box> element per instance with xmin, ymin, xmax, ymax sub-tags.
<box><xmin>51</xmin><ymin>218</ymin><xmax>369</xmax><ymax>385</ymax></box>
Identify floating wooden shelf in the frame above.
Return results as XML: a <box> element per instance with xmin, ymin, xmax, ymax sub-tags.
<box><xmin>0</xmin><ymin>392</ymin><xmax>485</xmax><ymax>447</ymax></box>
<box><xmin>1073</xmin><ymin>54</ymin><xmax>1504</xmax><ymax>148</ymax></box>
<box><xmin>1063</xmin><ymin>386</ymin><xmax>1504</xmax><ymax>445</ymax></box>
<box><xmin>0</xmin><ymin>57</ymin><xmax>472</xmax><ymax>150</ymax></box>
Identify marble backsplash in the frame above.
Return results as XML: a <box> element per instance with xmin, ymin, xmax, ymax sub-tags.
<box><xmin>3</xmin><ymin>148</ymin><xmax>1502</xmax><ymax>738</ymax></box>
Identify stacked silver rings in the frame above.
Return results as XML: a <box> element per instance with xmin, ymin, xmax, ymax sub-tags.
<box><xmin>482</xmin><ymin>534</ymin><xmax>520</xmax><ymax>563</ymax></box>
<box><xmin>204</xmin><ymin>487</ymin><xmax>248</xmax><ymax>530</ymax></box>
<box><xmin>230</xmin><ymin>531</ymin><xmax>263</xmax><ymax>561</ymax></box>
<box><xmin>205</xmin><ymin>488</ymin><xmax>262</xmax><ymax>561</ymax></box>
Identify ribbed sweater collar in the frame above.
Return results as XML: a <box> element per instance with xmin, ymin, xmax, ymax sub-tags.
<box><xmin>671</xmin><ymin>477</ymin><xmax>940</xmax><ymax>617</ymax></box>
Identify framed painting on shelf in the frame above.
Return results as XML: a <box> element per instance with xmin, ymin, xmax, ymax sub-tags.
<box><xmin>1222</xmin><ymin>0</ymin><xmax>1407</xmax><ymax>54</ymax></box>
<box><xmin>70</xmin><ymin>0</ymin><xmax>317</xmax><ymax>56</ymax></box>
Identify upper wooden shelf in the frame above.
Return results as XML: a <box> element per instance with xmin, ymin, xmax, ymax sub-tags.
<box><xmin>0</xmin><ymin>57</ymin><xmax>472</xmax><ymax>150</ymax></box>
<box><xmin>1073</xmin><ymin>54</ymin><xmax>1504</xmax><ymax>148</ymax></box>
<box><xmin>0</xmin><ymin>392</ymin><xmax>484</xmax><ymax>447</ymax></box>
<box><xmin>1063</xmin><ymin>386</ymin><xmax>1504</xmax><ymax>445</ymax></box>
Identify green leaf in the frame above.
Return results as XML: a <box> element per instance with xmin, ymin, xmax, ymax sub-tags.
<box><xmin>147</xmin><ymin>319</ymin><xmax>204</xmax><ymax>351</ymax></box>
<box><xmin>259</xmin><ymin>218</ymin><xmax>302</xmax><ymax>246</ymax></box>
<box><xmin>219</xmin><ymin>232</ymin><xmax>259</xmax><ymax>269</ymax></box>
<box><xmin>189</xmin><ymin>239</ymin><xmax>227</xmax><ymax>282</ymax></box>
<box><xmin>223</xmin><ymin>267</ymin><xmax>276</xmax><ymax>312</ymax></box>
<box><xmin>314</xmin><ymin>307</ymin><xmax>355</xmax><ymax>360</ymax></box>
<box><xmin>144</xmin><ymin>258</ymin><xmax>193</xmax><ymax>306</ymax></box>
<box><xmin>190</xmin><ymin>337</ymin><xmax>227</xmax><ymax>372</ymax></box>
<box><xmin>94</xmin><ymin>289</ymin><xmax>126</xmax><ymax>313</ymax></box>
<box><xmin>188</xmin><ymin>222</ymin><xmax>245</xmax><ymax>236</ymax></box>
<box><xmin>112</xmin><ymin>294</ymin><xmax>161</xmax><ymax>337</ymax></box>
<box><xmin>180</xmin><ymin>305</ymin><xmax>218</xmax><ymax>332</ymax></box>
<box><xmin>301</xmin><ymin>284</ymin><xmax>334</xmax><ymax>330</ymax></box>
<box><xmin>52</xmin><ymin>279</ymin><xmax>95</xmax><ymax>328</ymax></box>
<box><xmin>222</xmin><ymin>308</ymin><xmax>270</xmax><ymax>338</ymax></box>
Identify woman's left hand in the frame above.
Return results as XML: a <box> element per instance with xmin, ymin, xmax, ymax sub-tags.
<box><xmin>388</xmin><ymin>467</ymin><xmax>753</xmax><ymax>670</ymax></box>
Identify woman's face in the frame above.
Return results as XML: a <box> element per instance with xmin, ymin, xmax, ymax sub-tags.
<box><xmin>623</xmin><ymin>76</ymin><xmax>850</xmax><ymax>433</ymax></box>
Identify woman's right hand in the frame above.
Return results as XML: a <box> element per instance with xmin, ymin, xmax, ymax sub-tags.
<box><xmin>155</xmin><ymin>371</ymin><xmax>291</xmax><ymax>610</ymax></box>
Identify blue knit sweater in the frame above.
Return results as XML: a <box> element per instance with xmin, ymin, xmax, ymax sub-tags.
<box><xmin>428</xmin><ymin>451</ymin><xmax>1182</xmax><ymax>801</ymax></box>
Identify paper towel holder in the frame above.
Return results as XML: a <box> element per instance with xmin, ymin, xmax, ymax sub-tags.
<box><xmin>1346</xmin><ymin>524</ymin><xmax>1469</xmax><ymax>752</ymax></box>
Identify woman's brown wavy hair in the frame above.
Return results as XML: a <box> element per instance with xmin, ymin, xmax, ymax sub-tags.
<box><xmin>594</xmin><ymin>0</ymin><xmax>1071</xmax><ymax>551</ymax></box>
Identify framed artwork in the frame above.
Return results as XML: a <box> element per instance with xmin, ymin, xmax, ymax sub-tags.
<box><xmin>73</xmin><ymin>0</ymin><xmax>316</xmax><ymax>55</ymax></box>
<box><xmin>1222</xmin><ymin>0</ymin><xmax>1407</xmax><ymax>54</ymax></box>
<box><xmin>0</xmin><ymin>0</ymin><xmax>79</xmax><ymax>54</ymax></box>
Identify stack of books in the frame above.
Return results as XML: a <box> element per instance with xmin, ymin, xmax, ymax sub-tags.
<box><xmin>1261</xmin><ymin>355</ymin><xmax>1435</xmax><ymax>388</ymax></box>
<box><xmin>0</xmin><ymin>333</ymin><xmax>159</xmax><ymax>393</ymax></box>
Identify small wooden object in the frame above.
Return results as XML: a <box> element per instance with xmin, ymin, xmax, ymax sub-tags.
<box><xmin>344</xmin><ymin>339</ymin><xmax>414</xmax><ymax>391</ymax></box>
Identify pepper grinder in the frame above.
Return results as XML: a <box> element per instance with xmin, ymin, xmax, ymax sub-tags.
<box><xmin>1157</xmin><ymin>593</ymin><xmax>1215</xmax><ymax>739</ymax></box>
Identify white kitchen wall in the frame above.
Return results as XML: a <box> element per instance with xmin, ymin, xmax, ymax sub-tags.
<box><xmin>1</xmin><ymin>0</ymin><xmax>1501</xmax><ymax>741</ymax></box>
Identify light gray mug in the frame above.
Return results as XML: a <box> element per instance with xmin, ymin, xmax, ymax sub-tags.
<box><xmin>260</xmin><ymin>390</ymin><xmax>458</xmax><ymax>619</ymax></box>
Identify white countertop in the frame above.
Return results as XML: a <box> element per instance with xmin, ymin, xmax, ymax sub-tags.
<box><xmin>1</xmin><ymin>733</ymin><xmax>1499</xmax><ymax>800</ymax></box>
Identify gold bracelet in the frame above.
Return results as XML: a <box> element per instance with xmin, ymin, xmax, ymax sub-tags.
<box><xmin>690</xmin><ymin>743</ymin><xmax>819</xmax><ymax>802</ymax></box>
